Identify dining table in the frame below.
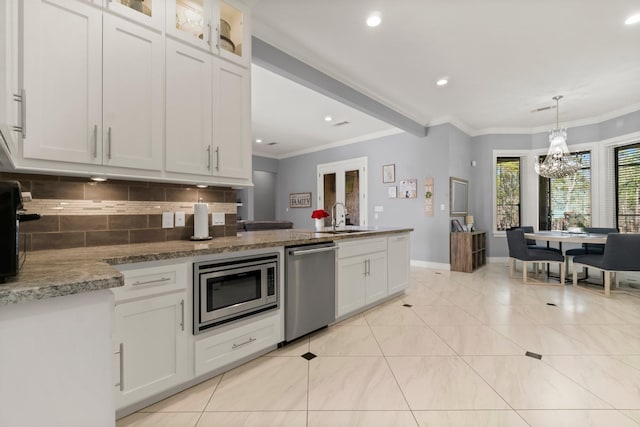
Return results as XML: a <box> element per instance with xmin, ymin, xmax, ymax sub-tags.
<box><xmin>524</xmin><ymin>231</ymin><xmax>608</xmax><ymax>252</ymax></box>
<box><xmin>524</xmin><ymin>231</ymin><xmax>609</xmax><ymax>283</ymax></box>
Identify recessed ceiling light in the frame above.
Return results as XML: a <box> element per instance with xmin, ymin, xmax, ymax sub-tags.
<box><xmin>196</xmin><ymin>184</ymin><xmax>208</xmax><ymax>188</ymax></box>
<box><xmin>625</xmin><ymin>13</ymin><xmax>640</xmax><ymax>25</ymax></box>
<box><xmin>255</xmin><ymin>139</ymin><xmax>262</xmax><ymax>144</ymax></box>
<box><xmin>366</xmin><ymin>11</ymin><xmax>381</xmax><ymax>27</ymax></box>
<box><xmin>90</xmin><ymin>176</ymin><xmax>107</xmax><ymax>182</ymax></box>
<box><xmin>436</xmin><ymin>77</ymin><xmax>449</xmax><ymax>86</ymax></box>
<box><xmin>324</xmin><ymin>115</ymin><xmax>332</xmax><ymax>122</ymax></box>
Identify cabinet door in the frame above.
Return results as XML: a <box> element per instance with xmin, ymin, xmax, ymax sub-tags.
<box><xmin>387</xmin><ymin>233</ymin><xmax>410</xmax><ymax>294</ymax></box>
<box><xmin>23</xmin><ymin>0</ymin><xmax>102</xmax><ymax>164</ymax></box>
<box><xmin>103</xmin><ymin>14</ymin><xmax>163</xmax><ymax>171</ymax></box>
<box><xmin>212</xmin><ymin>58</ymin><xmax>250</xmax><ymax>179</ymax></box>
<box><xmin>167</xmin><ymin>0</ymin><xmax>215</xmax><ymax>51</ymax></box>
<box><xmin>114</xmin><ymin>292</ymin><xmax>187</xmax><ymax>409</ymax></box>
<box><xmin>105</xmin><ymin>0</ymin><xmax>164</xmax><ymax>30</ymax></box>
<box><xmin>165</xmin><ymin>39</ymin><xmax>213</xmax><ymax>175</ymax></box>
<box><xmin>214</xmin><ymin>0</ymin><xmax>251</xmax><ymax>67</ymax></box>
<box><xmin>337</xmin><ymin>256</ymin><xmax>366</xmax><ymax>318</ymax></box>
<box><xmin>365</xmin><ymin>251</ymin><xmax>388</xmax><ymax>305</ymax></box>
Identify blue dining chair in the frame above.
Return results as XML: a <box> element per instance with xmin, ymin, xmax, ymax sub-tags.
<box><xmin>572</xmin><ymin>233</ymin><xmax>640</xmax><ymax>296</ymax></box>
<box><xmin>506</xmin><ymin>229</ymin><xmax>565</xmax><ymax>285</ymax></box>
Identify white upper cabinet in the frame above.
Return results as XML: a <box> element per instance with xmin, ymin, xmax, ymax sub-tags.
<box><xmin>23</xmin><ymin>0</ymin><xmax>103</xmax><ymax>164</ymax></box>
<box><xmin>103</xmin><ymin>14</ymin><xmax>164</xmax><ymax>170</ymax></box>
<box><xmin>104</xmin><ymin>0</ymin><xmax>164</xmax><ymax>31</ymax></box>
<box><xmin>166</xmin><ymin>0</ymin><xmax>250</xmax><ymax>67</ymax></box>
<box><xmin>165</xmin><ymin>39</ymin><xmax>213</xmax><ymax>175</ymax></box>
<box><xmin>212</xmin><ymin>58</ymin><xmax>250</xmax><ymax>179</ymax></box>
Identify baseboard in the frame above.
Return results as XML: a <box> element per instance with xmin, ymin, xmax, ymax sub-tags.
<box><xmin>410</xmin><ymin>259</ymin><xmax>451</xmax><ymax>270</ymax></box>
<box><xmin>488</xmin><ymin>257</ymin><xmax>509</xmax><ymax>263</ymax></box>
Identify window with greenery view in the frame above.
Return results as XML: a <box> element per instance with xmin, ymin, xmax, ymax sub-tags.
<box><xmin>496</xmin><ymin>157</ymin><xmax>521</xmax><ymax>230</ymax></box>
<box><xmin>539</xmin><ymin>151</ymin><xmax>591</xmax><ymax>230</ymax></box>
<box><xmin>616</xmin><ymin>142</ymin><xmax>640</xmax><ymax>232</ymax></box>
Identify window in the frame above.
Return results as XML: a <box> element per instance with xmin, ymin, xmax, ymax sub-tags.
<box><xmin>615</xmin><ymin>142</ymin><xmax>640</xmax><ymax>232</ymax></box>
<box><xmin>496</xmin><ymin>157</ymin><xmax>521</xmax><ymax>230</ymax></box>
<box><xmin>539</xmin><ymin>151</ymin><xmax>591</xmax><ymax>230</ymax></box>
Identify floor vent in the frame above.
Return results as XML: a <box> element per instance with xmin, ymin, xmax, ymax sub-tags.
<box><xmin>525</xmin><ymin>351</ymin><xmax>542</xmax><ymax>360</ymax></box>
<box><xmin>301</xmin><ymin>352</ymin><xmax>317</xmax><ymax>360</ymax></box>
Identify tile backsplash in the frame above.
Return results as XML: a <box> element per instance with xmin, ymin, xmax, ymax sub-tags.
<box><xmin>1</xmin><ymin>173</ymin><xmax>238</xmax><ymax>251</ymax></box>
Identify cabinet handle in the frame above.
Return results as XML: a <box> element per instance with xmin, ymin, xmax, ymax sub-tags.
<box><xmin>363</xmin><ymin>259</ymin><xmax>367</xmax><ymax>276</ymax></box>
<box><xmin>205</xmin><ymin>20</ymin><xmax>212</xmax><ymax>46</ymax></box>
<box><xmin>116</xmin><ymin>342</ymin><xmax>124</xmax><ymax>391</ymax></box>
<box><xmin>107</xmin><ymin>127</ymin><xmax>112</xmax><ymax>159</ymax></box>
<box><xmin>232</xmin><ymin>337</ymin><xmax>256</xmax><ymax>349</ymax></box>
<box><xmin>92</xmin><ymin>124</ymin><xmax>98</xmax><ymax>158</ymax></box>
<box><xmin>215</xmin><ymin>146</ymin><xmax>219</xmax><ymax>171</ymax></box>
<box><xmin>131</xmin><ymin>276</ymin><xmax>172</xmax><ymax>286</ymax></box>
<box><xmin>215</xmin><ymin>24</ymin><xmax>220</xmax><ymax>49</ymax></box>
<box><xmin>206</xmin><ymin>146</ymin><xmax>211</xmax><ymax>170</ymax></box>
<box><xmin>180</xmin><ymin>299</ymin><xmax>185</xmax><ymax>331</ymax></box>
<box><xmin>11</xmin><ymin>89</ymin><xmax>26</xmax><ymax>138</ymax></box>
<box><xmin>366</xmin><ymin>259</ymin><xmax>370</xmax><ymax>276</ymax></box>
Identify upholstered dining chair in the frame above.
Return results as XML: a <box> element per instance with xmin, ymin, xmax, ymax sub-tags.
<box><xmin>565</xmin><ymin>227</ymin><xmax>619</xmax><ymax>278</ymax></box>
<box><xmin>506</xmin><ymin>229</ymin><xmax>565</xmax><ymax>284</ymax></box>
<box><xmin>572</xmin><ymin>233</ymin><xmax>640</xmax><ymax>296</ymax></box>
<box><xmin>520</xmin><ymin>226</ymin><xmax>562</xmax><ymax>253</ymax></box>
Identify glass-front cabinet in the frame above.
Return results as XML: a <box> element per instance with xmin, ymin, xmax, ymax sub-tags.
<box><xmin>105</xmin><ymin>0</ymin><xmax>164</xmax><ymax>30</ymax></box>
<box><xmin>167</xmin><ymin>0</ymin><xmax>250</xmax><ymax>66</ymax></box>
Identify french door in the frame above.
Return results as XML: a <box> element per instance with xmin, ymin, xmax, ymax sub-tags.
<box><xmin>317</xmin><ymin>157</ymin><xmax>368</xmax><ymax>227</ymax></box>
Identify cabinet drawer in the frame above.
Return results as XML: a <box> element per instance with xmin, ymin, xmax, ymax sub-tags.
<box><xmin>112</xmin><ymin>263</ymin><xmax>187</xmax><ymax>302</ymax></box>
<box><xmin>337</xmin><ymin>237</ymin><xmax>387</xmax><ymax>259</ymax></box>
<box><xmin>195</xmin><ymin>313</ymin><xmax>281</xmax><ymax>376</ymax></box>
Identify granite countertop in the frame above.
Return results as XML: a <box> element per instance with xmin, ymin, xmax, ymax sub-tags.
<box><xmin>0</xmin><ymin>227</ymin><xmax>412</xmax><ymax>305</ymax></box>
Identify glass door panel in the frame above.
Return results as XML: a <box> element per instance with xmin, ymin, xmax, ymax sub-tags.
<box><xmin>107</xmin><ymin>0</ymin><xmax>163</xmax><ymax>29</ymax></box>
<box><xmin>345</xmin><ymin>170</ymin><xmax>359</xmax><ymax>225</ymax></box>
<box><xmin>323</xmin><ymin>173</ymin><xmax>336</xmax><ymax>227</ymax></box>
<box><xmin>175</xmin><ymin>0</ymin><xmax>205</xmax><ymax>41</ymax></box>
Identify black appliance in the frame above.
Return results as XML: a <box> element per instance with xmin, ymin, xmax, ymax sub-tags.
<box><xmin>0</xmin><ymin>181</ymin><xmax>40</xmax><ymax>283</ymax></box>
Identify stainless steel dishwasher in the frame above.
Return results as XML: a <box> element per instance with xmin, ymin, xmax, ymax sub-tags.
<box><xmin>285</xmin><ymin>242</ymin><xmax>337</xmax><ymax>342</ymax></box>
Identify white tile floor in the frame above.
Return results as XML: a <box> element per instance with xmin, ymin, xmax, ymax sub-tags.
<box><xmin>117</xmin><ymin>263</ymin><xmax>640</xmax><ymax>426</ymax></box>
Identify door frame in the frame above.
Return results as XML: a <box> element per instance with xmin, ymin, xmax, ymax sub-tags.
<box><xmin>316</xmin><ymin>157</ymin><xmax>368</xmax><ymax>226</ymax></box>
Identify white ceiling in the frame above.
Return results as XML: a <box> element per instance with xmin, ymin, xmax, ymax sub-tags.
<box><xmin>251</xmin><ymin>0</ymin><xmax>640</xmax><ymax>157</ymax></box>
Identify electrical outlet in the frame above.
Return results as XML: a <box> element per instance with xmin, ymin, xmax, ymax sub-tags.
<box><xmin>175</xmin><ymin>211</ymin><xmax>185</xmax><ymax>227</ymax></box>
<box><xmin>162</xmin><ymin>212</ymin><xmax>174</xmax><ymax>228</ymax></box>
<box><xmin>212</xmin><ymin>212</ymin><xmax>225</xmax><ymax>225</ymax></box>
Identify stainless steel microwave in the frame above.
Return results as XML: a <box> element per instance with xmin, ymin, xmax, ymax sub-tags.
<box><xmin>193</xmin><ymin>253</ymin><xmax>278</xmax><ymax>334</ymax></box>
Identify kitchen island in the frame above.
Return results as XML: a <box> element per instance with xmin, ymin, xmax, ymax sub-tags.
<box><xmin>0</xmin><ymin>227</ymin><xmax>411</xmax><ymax>427</ymax></box>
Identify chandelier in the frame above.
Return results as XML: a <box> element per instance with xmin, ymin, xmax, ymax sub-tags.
<box><xmin>535</xmin><ymin>95</ymin><xmax>581</xmax><ymax>178</ymax></box>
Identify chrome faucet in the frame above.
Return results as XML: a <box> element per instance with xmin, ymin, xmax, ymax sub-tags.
<box><xmin>331</xmin><ymin>202</ymin><xmax>347</xmax><ymax>231</ymax></box>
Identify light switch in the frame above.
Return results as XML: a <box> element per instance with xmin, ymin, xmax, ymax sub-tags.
<box><xmin>440</xmin><ymin>204</ymin><xmax>446</xmax><ymax>211</ymax></box>
<box><xmin>374</xmin><ymin>205</ymin><xmax>384</xmax><ymax>213</ymax></box>
<box><xmin>212</xmin><ymin>212</ymin><xmax>225</xmax><ymax>225</ymax></box>
<box><xmin>175</xmin><ymin>211</ymin><xmax>185</xmax><ymax>227</ymax></box>
<box><xmin>162</xmin><ymin>212</ymin><xmax>174</xmax><ymax>228</ymax></box>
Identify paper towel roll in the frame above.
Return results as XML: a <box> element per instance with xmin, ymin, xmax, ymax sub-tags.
<box><xmin>193</xmin><ymin>203</ymin><xmax>210</xmax><ymax>238</ymax></box>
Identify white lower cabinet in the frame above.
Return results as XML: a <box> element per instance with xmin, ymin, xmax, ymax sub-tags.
<box><xmin>195</xmin><ymin>312</ymin><xmax>281</xmax><ymax>376</ymax></box>
<box><xmin>387</xmin><ymin>233</ymin><xmax>411</xmax><ymax>294</ymax></box>
<box><xmin>113</xmin><ymin>291</ymin><xmax>188</xmax><ymax>409</ymax></box>
<box><xmin>337</xmin><ymin>237</ymin><xmax>388</xmax><ymax>318</ymax></box>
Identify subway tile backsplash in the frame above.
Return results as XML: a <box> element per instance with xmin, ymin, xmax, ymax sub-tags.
<box><xmin>2</xmin><ymin>173</ymin><xmax>238</xmax><ymax>251</ymax></box>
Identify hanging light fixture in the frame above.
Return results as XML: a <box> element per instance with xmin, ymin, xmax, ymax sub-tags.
<box><xmin>535</xmin><ymin>95</ymin><xmax>581</xmax><ymax>178</ymax></box>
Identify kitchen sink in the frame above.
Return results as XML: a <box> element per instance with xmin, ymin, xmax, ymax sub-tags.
<box><xmin>316</xmin><ymin>229</ymin><xmax>368</xmax><ymax>234</ymax></box>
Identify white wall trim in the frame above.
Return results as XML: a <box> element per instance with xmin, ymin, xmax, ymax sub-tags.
<box><xmin>410</xmin><ymin>260</ymin><xmax>451</xmax><ymax>270</ymax></box>
<box><xmin>488</xmin><ymin>256</ymin><xmax>510</xmax><ymax>263</ymax></box>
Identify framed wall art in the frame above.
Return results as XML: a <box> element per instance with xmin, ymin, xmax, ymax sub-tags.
<box><xmin>382</xmin><ymin>164</ymin><xmax>395</xmax><ymax>183</ymax></box>
<box><xmin>388</xmin><ymin>186</ymin><xmax>397</xmax><ymax>198</ymax></box>
<box><xmin>398</xmin><ymin>178</ymin><xmax>417</xmax><ymax>199</ymax></box>
<box><xmin>289</xmin><ymin>192</ymin><xmax>312</xmax><ymax>208</ymax></box>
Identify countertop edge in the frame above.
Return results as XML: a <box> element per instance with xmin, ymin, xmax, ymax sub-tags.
<box><xmin>1</xmin><ymin>228</ymin><xmax>412</xmax><ymax>305</ymax></box>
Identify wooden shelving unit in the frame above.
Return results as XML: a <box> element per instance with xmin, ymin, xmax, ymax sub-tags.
<box><xmin>450</xmin><ymin>231</ymin><xmax>486</xmax><ymax>273</ymax></box>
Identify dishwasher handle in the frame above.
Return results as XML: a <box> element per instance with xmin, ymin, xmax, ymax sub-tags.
<box><xmin>288</xmin><ymin>246</ymin><xmax>337</xmax><ymax>256</ymax></box>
